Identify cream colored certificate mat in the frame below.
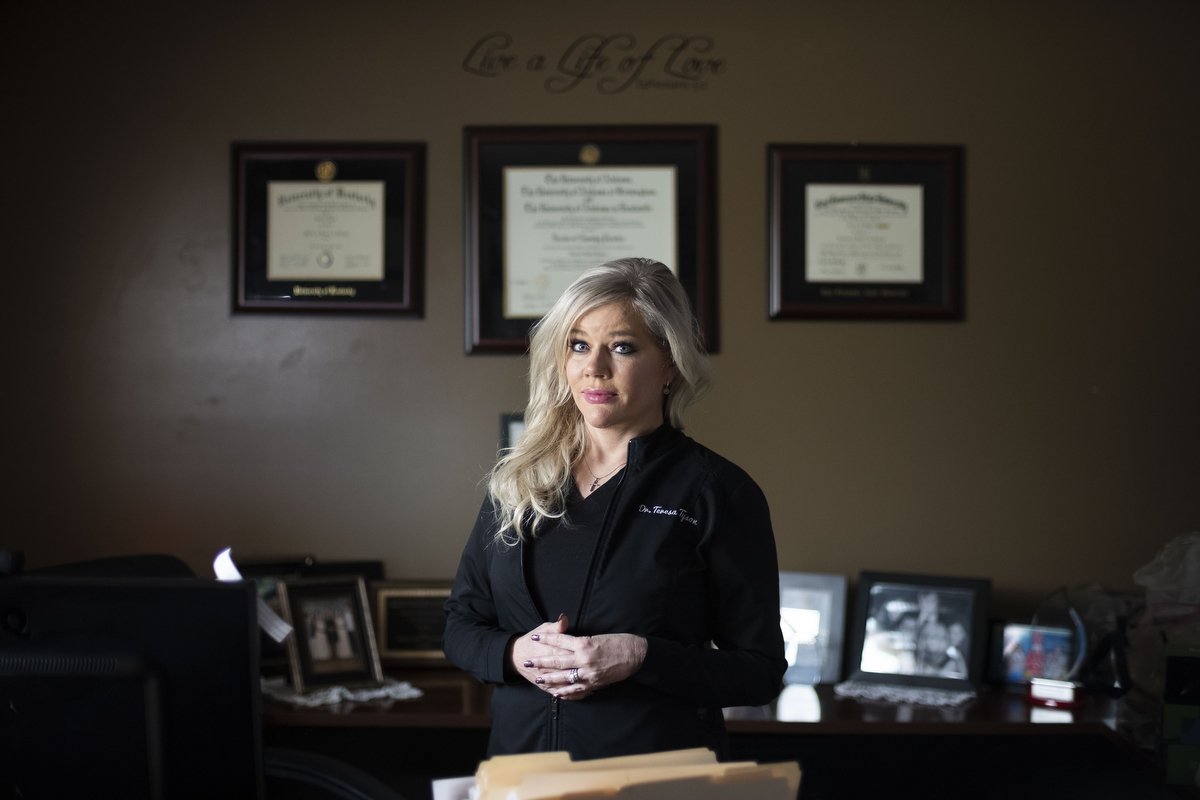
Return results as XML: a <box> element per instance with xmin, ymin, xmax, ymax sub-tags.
<box><xmin>267</xmin><ymin>181</ymin><xmax>385</xmax><ymax>281</ymax></box>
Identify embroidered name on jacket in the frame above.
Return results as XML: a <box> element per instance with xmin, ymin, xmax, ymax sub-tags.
<box><xmin>637</xmin><ymin>504</ymin><xmax>700</xmax><ymax>526</ymax></box>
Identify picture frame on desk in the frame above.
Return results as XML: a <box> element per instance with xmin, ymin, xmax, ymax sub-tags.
<box><xmin>464</xmin><ymin>124</ymin><xmax>717</xmax><ymax>353</ymax></box>
<box><xmin>779</xmin><ymin>571</ymin><xmax>847</xmax><ymax>685</ymax></box>
<box><xmin>373</xmin><ymin>580</ymin><xmax>453</xmax><ymax>666</ymax></box>
<box><xmin>768</xmin><ymin>143</ymin><xmax>964</xmax><ymax>320</ymax></box>
<box><xmin>846</xmin><ymin>571</ymin><xmax>990</xmax><ymax>692</ymax></box>
<box><xmin>238</xmin><ymin>556</ymin><xmax>386</xmax><ymax>677</ymax></box>
<box><xmin>277</xmin><ymin>576</ymin><xmax>384</xmax><ymax>693</ymax></box>
<box><xmin>987</xmin><ymin>621</ymin><xmax>1077</xmax><ymax>684</ymax></box>
<box><xmin>233</xmin><ymin>141</ymin><xmax>426</xmax><ymax>314</ymax></box>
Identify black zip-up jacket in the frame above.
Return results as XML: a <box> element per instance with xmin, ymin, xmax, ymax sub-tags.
<box><xmin>444</xmin><ymin>425</ymin><xmax>786</xmax><ymax>760</ymax></box>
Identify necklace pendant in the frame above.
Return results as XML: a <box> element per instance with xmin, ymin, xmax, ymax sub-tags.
<box><xmin>588</xmin><ymin>477</ymin><xmax>599</xmax><ymax>493</ymax></box>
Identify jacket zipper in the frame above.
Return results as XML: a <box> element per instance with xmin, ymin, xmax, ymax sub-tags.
<box><xmin>572</xmin><ymin>442</ymin><xmax>631</xmax><ymax>630</ymax></box>
<box><xmin>549</xmin><ymin>695</ymin><xmax>560</xmax><ymax>750</ymax></box>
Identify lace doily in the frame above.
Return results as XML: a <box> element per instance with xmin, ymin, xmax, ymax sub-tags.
<box><xmin>833</xmin><ymin>680</ymin><xmax>976</xmax><ymax>707</ymax></box>
<box><xmin>262</xmin><ymin>676</ymin><xmax>423</xmax><ymax>707</ymax></box>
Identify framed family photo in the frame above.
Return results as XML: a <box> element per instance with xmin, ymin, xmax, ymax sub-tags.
<box><xmin>846</xmin><ymin>571</ymin><xmax>990</xmax><ymax>692</ymax></box>
<box><xmin>464</xmin><ymin>125</ymin><xmax>717</xmax><ymax>353</ymax></box>
<box><xmin>233</xmin><ymin>141</ymin><xmax>426</xmax><ymax>313</ymax></box>
<box><xmin>237</xmin><ymin>557</ymin><xmax>386</xmax><ymax>678</ymax></box>
<box><xmin>768</xmin><ymin>144</ymin><xmax>964</xmax><ymax>320</ymax></box>
<box><xmin>989</xmin><ymin>622</ymin><xmax>1079</xmax><ymax>684</ymax></box>
<box><xmin>277</xmin><ymin>576</ymin><xmax>384</xmax><ymax>693</ymax></box>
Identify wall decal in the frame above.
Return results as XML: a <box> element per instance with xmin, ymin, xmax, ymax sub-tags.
<box><xmin>462</xmin><ymin>33</ymin><xmax>726</xmax><ymax>93</ymax></box>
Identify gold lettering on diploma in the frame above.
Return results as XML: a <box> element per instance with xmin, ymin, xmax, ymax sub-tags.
<box><xmin>292</xmin><ymin>285</ymin><xmax>358</xmax><ymax>298</ymax></box>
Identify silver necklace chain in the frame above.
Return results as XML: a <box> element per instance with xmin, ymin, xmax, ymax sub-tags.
<box><xmin>585</xmin><ymin>459</ymin><xmax>626</xmax><ymax>493</ymax></box>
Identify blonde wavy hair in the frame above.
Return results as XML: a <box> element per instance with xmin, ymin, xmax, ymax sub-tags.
<box><xmin>487</xmin><ymin>257</ymin><xmax>711</xmax><ymax>545</ymax></box>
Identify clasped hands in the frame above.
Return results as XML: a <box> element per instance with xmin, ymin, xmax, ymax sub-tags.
<box><xmin>510</xmin><ymin>614</ymin><xmax>647</xmax><ymax>699</ymax></box>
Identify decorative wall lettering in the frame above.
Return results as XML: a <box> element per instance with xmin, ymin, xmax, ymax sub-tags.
<box><xmin>462</xmin><ymin>32</ymin><xmax>725</xmax><ymax>93</ymax></box>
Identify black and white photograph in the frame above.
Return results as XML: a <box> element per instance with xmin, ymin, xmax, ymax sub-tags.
<box><xmin>299</xmin><ymin>594</ymin><xmax>364</xmax><ymax>674</ymax></box>
<box><xmin>847</xmin><ymin>571</ymin><xmax>991</xmax><ymax>691</ymax></box>
<box><xmin>277</xmin><ymin>576</ymin><xmax>384</xmax><ymax>693</ymax></box>
<box><xmin>859</xmin><ymin>583</ymin><xmax>975</xmax><ymax>679</ymax></box>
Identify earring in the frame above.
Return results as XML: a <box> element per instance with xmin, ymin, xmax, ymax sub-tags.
<box><xmin>663</xmin><ymin>382</ymin><xmax>671</xmax><ymax>396</ymax></box>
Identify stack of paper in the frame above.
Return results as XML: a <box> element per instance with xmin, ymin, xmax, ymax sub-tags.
<box><xmin>472</xmin><ymin>748</ymin><xmax>801</xmax><ymax>800</ymax></box>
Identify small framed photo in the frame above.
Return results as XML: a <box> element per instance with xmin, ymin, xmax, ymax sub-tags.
<box><xmin>233</xmin><ymin>141</ymin><xmax>425</xmax><ymax>313</ymax></box>
<box><xmin>237</xmin><ymin>557</ymin><xmax>386</xmax><ymax>677</ymax></box>
<box><xmin>779</xmin><ymin>572</ymin><xmax>847</xmax><ymax>685</ymax></box>
<box><xmin>465</xmin><ymin>125</ymin><xmax>717</xmax><ymax>353</ymax></box>
<box><xmin>372</xmin><ymin>580</ymin><xmax>453</xmax><ymax>665</ymax></box>
<box><xmin>768</xmin><ymin>143</ymin><xmax>964</xmax><ymax>320</ymax></box>
<box><xmin>277</xmin><ymin>576</ymin><xmax>384</xmax><ymax>693</ymax></box>
<box><xmin>846</xmin><ymin>571</ymin><xmax>991</xmax><ymax>691</ymax></box>
<box><xmin>988</xmin><ymin>622</ymin><xmax>1078</xmax><ymax>684</ymax></box>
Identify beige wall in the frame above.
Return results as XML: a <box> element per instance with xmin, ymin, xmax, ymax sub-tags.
<box><xmin>8</xmin><ymin>1</ymin><xmax>1198</xmax><ymax>616</ymax></box>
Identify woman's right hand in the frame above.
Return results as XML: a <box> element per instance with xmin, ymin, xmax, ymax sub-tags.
<box><xmin>509</xmin><ymin>614</ymin><xmax>571</xmax><ymax>690</ymax></box>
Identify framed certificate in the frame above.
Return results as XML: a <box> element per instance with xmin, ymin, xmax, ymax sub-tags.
<box><xmin>768</xmin><ymin>144</ymin><xmax>964</xmax><ymax>320</ymax></box>
<box><xmin>371</xmin><ymin>580</ymin><xmax>453</xmax><ymax>665</ymax></box>
<box><xmin>465</xmin><ymin>125</ymin><xmax>717</xmax><ymax>353</ymax></box>
<box><xmin>233</xmin><ymin>141</ymin><xmax>425</xmax><ymax>313</ymax></box>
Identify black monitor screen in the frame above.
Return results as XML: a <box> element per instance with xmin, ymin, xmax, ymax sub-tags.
<box><xmin>0</xmin><ymin>576</ymin><xmax>263</xmax><ymax>799</ymax></box>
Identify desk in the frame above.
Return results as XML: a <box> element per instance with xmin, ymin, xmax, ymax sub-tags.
<box><xmin>263</xmin><ymin>670</ymin><xmax>1185</xmax><ymax>800</ymax></box>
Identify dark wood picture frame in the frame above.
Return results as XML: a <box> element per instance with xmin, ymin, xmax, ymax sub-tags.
<box><xmin>277</xmin><ymin>576</ymin><xmax>384</xmax><ymax>694</ymax></box>
<box><xmin>846</xmin><ymin>570</ymin><xmax>991</xmax><ymax>692</ymax></box>
<box><xmin>768</xmin><ymin>144</ymin><xmax>964</xmax><ymax>320</ymax></box>
<box><xmin>233</xmin><ymin>141</ymin><xmax>425</xmax><ymax>313</ymax></box>
<box><xmin>464</xmin><ymin>125</ymin><xmax>718</xmax><ymax>353</ymax></box>
<box><xmin>236</xmin><ymin>556</ymin><xmax>386</xmax><ymax>678</ymax></box>
<box><xmin>372</xmin><ymin>580</ymin><xmax>453</xmax><ymax>666</ymax></box>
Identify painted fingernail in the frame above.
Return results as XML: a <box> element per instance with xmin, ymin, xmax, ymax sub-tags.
<box><xmin>535</xmin><ymin>677</ymin><xmax>544</xmax><ymax>685</ymax></box>
<box><xmin>531</xmin><ymin>634</ymin><xmax>540</xmax><ymax>641</ymax></box>
<box><xmin>523</xmin><ymin>660</ymin><xmax>533</xmax><ymax>668</ymax></box>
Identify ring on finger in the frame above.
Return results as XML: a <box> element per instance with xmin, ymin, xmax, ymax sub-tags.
<box><xmin>569</xmin><ymin>667</ymin><xmax>580</xmax><ymax>684</ymax></box>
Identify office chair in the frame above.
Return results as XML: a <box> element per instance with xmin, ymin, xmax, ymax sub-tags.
<box><xmin>264</xmin><ymin>747</ymin><xmax>407</xmax><ymax>800</ymax></box>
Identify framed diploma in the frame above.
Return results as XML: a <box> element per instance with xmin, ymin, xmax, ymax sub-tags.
<box><xmin>465</xmin><ymin>125</ymin><xmax>717</xmax><ymax>353</ymax></box>
<box><xmin>233</xmin><ymin>141</ymin><xmax>425</xmax><ymax>313</ymax></box>
<box><xmin>768</xmin><ymin>144</ymin><xmax>964</xmax><ymax>320</ymax></box>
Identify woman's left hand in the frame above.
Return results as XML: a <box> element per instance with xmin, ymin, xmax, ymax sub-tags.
<box><xmin>526</xmin><ymin>618</ymin><xmax>647</xmax><ymax>700</ymax></box>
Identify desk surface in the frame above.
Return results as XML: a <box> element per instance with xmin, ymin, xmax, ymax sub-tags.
<box><xmin>263</xmin><ymin>668</ymin><xmax>1121</xmax><ymax>738</ymax></box>
<box><xmin>263</xmin><ymin>670</ymin><xmax>1190</xmax><ymax>800</ymax></box>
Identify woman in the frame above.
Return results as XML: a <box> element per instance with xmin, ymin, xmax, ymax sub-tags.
<box><xmin>444</xmin><ymin>257</ymin><xmax>785</xmax><ymax>760</ymax></box>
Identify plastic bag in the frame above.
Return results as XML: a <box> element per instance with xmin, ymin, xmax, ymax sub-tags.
<box><xmin>1120</xmin><ymin>533</ymin><xmax>1200</xmax><ymax>748</ymax></box>
<box><xmin>1133</xmin><ymin>532</ymin><xmax>1200</xmax><ymax>633</ymax></box>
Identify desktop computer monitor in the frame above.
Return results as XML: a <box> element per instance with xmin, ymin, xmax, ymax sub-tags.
<box><xmin>0</xmin><ymin>575</ymin><xmax>263</xmax><ymax>799</ymax></box>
